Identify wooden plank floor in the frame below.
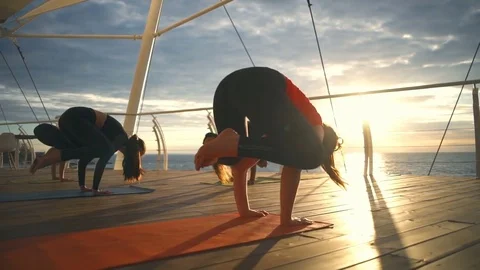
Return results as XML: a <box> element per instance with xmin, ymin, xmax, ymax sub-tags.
<box><xmin>1</xmin><ymin>167</ymin><xmax>480</xmax><ymax>269</ymax></box>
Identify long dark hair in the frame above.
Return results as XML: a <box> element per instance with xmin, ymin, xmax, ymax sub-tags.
<box><xmin>321</xmin><ymin>124</ymin><xmax>347</xmax><ymax>189</ymax></box>
<box><xmin>123</xmin><ymin>134</ymin><xmax>146</xmax><ymax>182</ymax></box>
<box><xmin>203</xmin><ymin>132</ymin><xmax>233</xmax><ymax>184</ymax></box>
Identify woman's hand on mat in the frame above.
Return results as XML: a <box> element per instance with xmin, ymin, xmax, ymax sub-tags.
<box><xmin>241</xmin><ymin>209</ymin><xmax>269</xmax><ymax>217</ymax></box>
<box><xmin>93</xmin><ymin>189</ymin><xmax>112</xmax><ymax>196</ymax></box>
<box><xmin>282</xmin><ymin>217</ymin><xmax>314</xmax><ymax>226</ymax></box>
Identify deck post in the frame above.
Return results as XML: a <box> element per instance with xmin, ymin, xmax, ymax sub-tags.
<box><xmin>113</xmin><ymin>0</ymin><xmax>164</xmax><ymax>170</ymax></box>
<box><xmin>152</xmin><ymin>116</ymin><xmax>168</xmax><ymax>171</ymax></box>
<box><xmin>363</xmin><ymin>121</ymin><xmax>373</xmax><ymax>176</ymax></box>
<box><xmin>207</xmin><ymin>111</ymin><xmax>217</xmax><ymax>134</ymax></box>
<box><xmin>472</xmin><ymin>85</ymin><xmax>480</xmax><ymax>179</ymax></box>
<box><xmin>14</xmin><ymin>139</ymin><xmax>20</xmax><ymax>170</ymax></box>
<box><xmin>152</xmin><ymin>124</ymin><xmax>162</xmax><ymax>171</ymax></box>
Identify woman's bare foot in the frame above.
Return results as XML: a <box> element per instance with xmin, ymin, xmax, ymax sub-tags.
<box><xmin>29</xmin><ymin>158</ymin><xmax>39</xmax><ymax>174</ymax></box>
<box><xmin>281</xmin><ymin>217</ymin><xmax>314</xmax><ymax>226</ymax></box>
<box><xmin>30</xmin><ymin>149</ymin><xmax>62</xmax><ymax>174</ymax></box>
<box><xmin>195</xmin><ymin>128</ymin><xmax>240</xmax><ymax>170</ymax></box>
<box><xmin>30</xmin><ymin>157</ymin><xmax>50</xmax><ymax>174</ymax></box>
<box><xmin>239</xmin><ymin>209</ymin><xmax>269</xmax><ymax>218</ymax></box>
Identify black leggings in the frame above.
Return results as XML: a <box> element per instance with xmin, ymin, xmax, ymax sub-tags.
<box><xmin>213</xmin><ymin>67</ymin><xmax>324</xmax><ymax>170</ymax></box>
<box><xmin>34</xmin><ymin>107</ymin><xmax>115</xmax><ymax>189</ymax></box>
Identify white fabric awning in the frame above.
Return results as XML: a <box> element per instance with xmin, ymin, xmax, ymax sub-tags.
<box><xmin>1</xmin><ymin>0</ymin><xmax>86</xmax><ymax>24</ymax></box>
<box><xmin>19</xmin><ymin>0</ymin><xmax>87</xmax><ymax>21</ymax></box>
<box><xmin>0</xmin><ymin>0</ymin><xmax>33</xmax><ymax>24</ymax></box>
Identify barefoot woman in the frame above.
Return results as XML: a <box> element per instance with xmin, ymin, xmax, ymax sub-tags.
<box><xmin>30</xmin><ymin>107</ymin><xmax>146</xmax><ymax>195</ymax></box>
<box><xmin>195</xmin><ymin>67</ymin><xmax>346</xmax><ymax>226</ymax></box>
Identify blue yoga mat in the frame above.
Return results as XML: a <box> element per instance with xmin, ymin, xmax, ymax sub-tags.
<box><xmin>0</xmin><ymin>186</ymin><xmax>155</xmax><ymax>202</ymax></box>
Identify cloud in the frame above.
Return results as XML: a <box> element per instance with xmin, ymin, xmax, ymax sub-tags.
<box><xmin>89</xmin><ymin>0</ymin><xmax>145</xmax><ymax>26</ymax></box>
<box><xmin>422</xmin><ymin>60</ymin><xmax>473</xmax><ymax>68</ymax></box>
<box><xmin>396</xmin><ymin>94</ymin><xmax>436</xmax><ymax>103</ymax></box>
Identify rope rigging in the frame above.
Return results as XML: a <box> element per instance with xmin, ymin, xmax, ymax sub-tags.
<box><xmin>12</xmin><ymin>39</ymin><xmax>52</xmax><ymax>122</ymax></box>
<box><xmin>428</xmin><ymin>41</ymin><xmax>480</xmax><ymax>175</ymax></box>
<box><xmin>0</xmin><ymin>49</ymin><xmax>39</xmax><ymax>122</ymax></box>
<box><xmin>0</xmin><ymin>104</ymin><xmax>12</xmax><ymax>132</ymax></box>
<box><xmin>223</xmin><ymin>5</ymin><xmax>255</xmax><ymax>67</ymax></box>
<box><xmin>306</xmin><ymin>0</ymin><xmax>347</xmax><ymax>172</ymax></box>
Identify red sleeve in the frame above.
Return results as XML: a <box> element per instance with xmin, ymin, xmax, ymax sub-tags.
<box><xmin>284</xmin><ymin>77</ymin><xmax>323</xmax><ymax>126</ymax></box>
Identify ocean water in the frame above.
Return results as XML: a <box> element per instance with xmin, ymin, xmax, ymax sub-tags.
<box><xmin>95</xmin><ymin>152</ymin><xmax>477</xmax><ymax>177</ymax></box>
<box><xmin>356</xmin><ymin>152</ymin><xmax>476</xmax><ymax>177</ymax></box>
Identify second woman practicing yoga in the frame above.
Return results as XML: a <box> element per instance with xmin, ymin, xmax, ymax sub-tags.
<box><xmin>30</xmin><ymin>106</ymin><xmax>145</xmax><ymax>195</ymax></box>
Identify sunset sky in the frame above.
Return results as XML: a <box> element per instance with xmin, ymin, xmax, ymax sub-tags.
<box><xmin>1</xmin><ymin>0</ymin><xmax>479</xmax><ymax>154</ymax></box>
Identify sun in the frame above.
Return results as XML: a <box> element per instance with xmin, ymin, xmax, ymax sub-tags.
<box><xmin>316</xmin><ymin>94</ymin><xmax>402</xmax><ymax>150</ymax></box>
<box><xmin>355</xmin><ymin>95</ymin><xmax>399</xmax><ymax>136</ymax></box>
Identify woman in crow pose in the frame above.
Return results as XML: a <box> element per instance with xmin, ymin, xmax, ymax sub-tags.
<box><xmin>195</xmin><ymin>66</ymin><xmax>346</xmax><ymax>226</ymax></box>
<box><xmin>30</xmin><ymin>106</ymin><xmax>146</xmax><ymax>195</ymax></box>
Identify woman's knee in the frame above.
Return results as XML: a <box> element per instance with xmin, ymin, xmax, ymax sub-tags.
<box><xmin>34</xmin><ymin>123</ymin><xmax>57</xmax><ymax>137</ymax></box>
<box><xmin>34</xmin><ymin>124</ymin><xmax>64</xmax><ymax>147</ymax></box>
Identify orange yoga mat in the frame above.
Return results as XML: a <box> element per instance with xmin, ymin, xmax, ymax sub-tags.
<box><xmin>1</xmin><ymin>213</ymin><xmax>333</xmax><ymax>270</ymax></box>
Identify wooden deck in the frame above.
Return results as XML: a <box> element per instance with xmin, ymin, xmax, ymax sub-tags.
<box><xmin>1</xmin><ymin>168</ymin><xmax>480</xmax><ymax>269</ymax></box>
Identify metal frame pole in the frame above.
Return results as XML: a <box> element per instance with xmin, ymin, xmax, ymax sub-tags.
<box><xmin>154</xmin><ymin>0</ymin><xmax>234</xmax><ymax>37</ymax></box>
<box><xmin>113</xmin><ymin>0</ymin><xmax>164</xmax><ymax>170</ymax></box>
<box><xmin>7</xmin><ymin>33</ymin><xmax>142</xmax><ymax>40</ymax></box>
